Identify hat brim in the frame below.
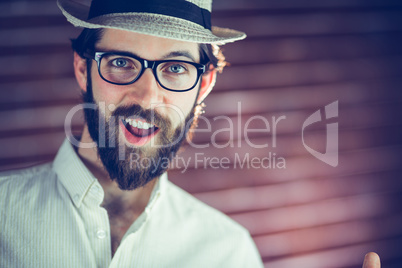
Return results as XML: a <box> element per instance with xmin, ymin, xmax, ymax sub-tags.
<box><xmin>57</xmin><ymin>0</ymin><xmax>246</xmax><ymax>44</ymax></box>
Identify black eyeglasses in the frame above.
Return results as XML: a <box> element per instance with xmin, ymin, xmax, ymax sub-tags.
<box><xmin>84</xmin><ymin>51</ymin><xmax>207</xmax><ymax>92</ymax></box>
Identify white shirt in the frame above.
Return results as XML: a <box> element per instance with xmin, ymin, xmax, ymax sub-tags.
<box><xmin>0</xmin><ymin>139</ymin><xmax>263</xmax><ymax>268</ymax></box>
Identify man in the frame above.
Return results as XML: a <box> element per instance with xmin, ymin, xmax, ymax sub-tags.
<box><xmin>1</xmin><ymin>0</ymin><xmax>263</xmax><ymax>267</ymax></box>
<box><xmin>0</xmin><ymin>0</ymin><xmax>381</xmax><ymax>267</ymax></box>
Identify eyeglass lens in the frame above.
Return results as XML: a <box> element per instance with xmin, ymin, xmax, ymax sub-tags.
<box><xmin>99</xmin><ymin>54</ymin><xmax>199</xmax><ymax>91</ymax></box>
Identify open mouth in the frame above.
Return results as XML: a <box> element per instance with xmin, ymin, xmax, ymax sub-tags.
<box><xmin>120</xmin><ymin>117</ymin><xmax>159</xmax><ymax>146</ymax></box>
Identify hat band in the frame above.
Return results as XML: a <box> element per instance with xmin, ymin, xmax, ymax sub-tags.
<box><xmin>88</xmin><ymin>0</ymin><xmax>212</xmax><ymax>30</ymax></box>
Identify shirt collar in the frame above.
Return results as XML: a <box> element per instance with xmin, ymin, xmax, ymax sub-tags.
<box><xmin>53</xmin><ymin>139</ymin><xmax>97</xmax><ymax>208</ymax></box>
<box><xmin>52</xmin><ymin>138</ymin><xmax>167</xmax><ymax>209</ymax></box>
<box><xmin>145</xmin><ymin>172</ymin><xmax>166</xmax><ymax>213</ymax></box>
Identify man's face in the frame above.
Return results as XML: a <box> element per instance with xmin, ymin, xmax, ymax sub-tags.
<box><xmin>82</xmin><ymin>29</ymin><xmax>204</xmax><ymax>190</ymax></box>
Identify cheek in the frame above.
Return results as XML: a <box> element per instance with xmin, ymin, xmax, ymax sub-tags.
<box><xmin>90</xmin><ymin>68</ymin><xmax>124</xmax><ymax>118</ymax></box>
<box><xmin>91</xmin><ymin>67</ymin><xmax>110</xmax><ymax>101</ymax></box>
<box><xmin>164</xmin><ymin>89</ymin><xmax>198</xmax><ymax>126</ymax></box>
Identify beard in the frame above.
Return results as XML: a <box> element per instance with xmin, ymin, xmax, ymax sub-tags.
<box><xmin>82</xmin><ymin>74</ymin><xmax>198</xmax><ymax>190</ymax></box>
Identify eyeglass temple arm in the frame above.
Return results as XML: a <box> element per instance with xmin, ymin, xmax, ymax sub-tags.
<box><xmin>82</xmin><ymin>50</ymin><xmax>95</xmax><ymax>60</ymax></box>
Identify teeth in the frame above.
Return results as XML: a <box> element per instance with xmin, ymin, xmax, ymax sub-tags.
<box><xmin>125</xmin><ymin>118</ymin><xmax>154</xmax><ymax>130</ymax></box>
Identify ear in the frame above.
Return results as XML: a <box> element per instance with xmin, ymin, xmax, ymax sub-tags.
<box><xmin>73</xmin><ymin>52</ymin><xmax>88</xmax><ymax>92</ymax></box>
<box><xmin>196</xmin><ymin>69</ymin><xmax>217</xmax><ymax>104</ymax></box>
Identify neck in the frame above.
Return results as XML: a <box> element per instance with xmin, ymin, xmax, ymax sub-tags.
<box><xmin>77</xmin><ymin>124</ymin><xmax>156</xmax><ymax>213</ymax></box>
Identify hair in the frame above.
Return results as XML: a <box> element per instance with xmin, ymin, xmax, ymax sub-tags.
<box><xmin>71</xmin><ymin>28</ymin><xmax>227</xmax><ymax>72</ymax></box>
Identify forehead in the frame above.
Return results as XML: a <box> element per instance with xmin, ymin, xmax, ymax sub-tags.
<box><xmin>96</xmin><ymin>28</ymin><xmax>200</xmax><ymax>61</ymax></box>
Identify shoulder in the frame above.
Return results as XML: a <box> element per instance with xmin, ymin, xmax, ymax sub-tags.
<box><xmin>161</xmin><ymin>180</ymin><xmax>256</xmax><ymax>249</ymax></box>
<box><xmin>0</xmin><ymin>163</ymin><xmax>54</xmax><ymax>187</ymax></box>
<box><xmin>0</xmin><ymin>163</ymin><xmax>57</xmax><ymax>206</ymax></box>
<box><xmin>164</xmin><ymin>180</ymin><xmax>247</xmax><ymax>234</ymax></box>
<box><xmin>150</xmin><ymin>180</ymin><xmax>264</xmax><ymax>267</ymax></box>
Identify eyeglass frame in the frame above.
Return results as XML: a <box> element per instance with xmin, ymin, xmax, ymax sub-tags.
<box><xmin>83</xmin><ymin>50</ymin><xmax>208</xmax><ymax>92</ymax></box>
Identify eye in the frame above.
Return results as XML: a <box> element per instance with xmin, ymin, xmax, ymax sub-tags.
<box><xmin>112</xmin><ymin>58</ymin><xmax>129</xmax><ymax>68</ymax></box>
<box><xmin>167</xmin><ymin>64</ymin><xmax>187</xmax><ymax>74</ymax></box>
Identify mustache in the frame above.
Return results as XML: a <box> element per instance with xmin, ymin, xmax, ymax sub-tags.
<box><xmin>111</xmin><ymin>104</ymin><xmax>171</xmax><ymax>130</ymax></box>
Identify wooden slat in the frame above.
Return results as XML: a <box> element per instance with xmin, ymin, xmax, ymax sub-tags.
<box><xmin>212</xmin><ymin>0</ymin><xmax>402</xmax><ymax>11</ymax></box>
<box><xmin>0</xmin><ymin>26</ymin><xmax>79</xmax><ymax>47</ymax></box>
<box><xmin>0</xmin><ymin>132</ymin><xmax>66</xmax><ymax>159</ymax></box>
<box><xmin>169</xmin><ymin>146</ymin><xmax>401</xmax><ymax>193</ymax></box>
<box><xmin>215</xmin><ymin>55</ymin><xmax>402</xmax><ymax>91</ymax></box>
<box><xmin>223</xmin><ymin>33</ymin><xmax>402</xmax><ymax>65</ymax></box>
<box><xmin>0</xmin><ymin>53</ymin><xmax>72</xmax><ymax>77</ymax></box>
<box><xmin>192</xmin><ymin>172</ymin><xmax>402</xmax><ymax>214</ymax></box>
<box><xmin>200</xmin><ymin>99</ymin><xmax>401</xmax><ymax>133</ymax></box>
<box><xmin>256</xmin><ymin>213</ymin><xmax>402</xmax><ymax>260</ymax></box>
<box><xmin>0</xmin><ymin>78</ymin><xmax>80</xmax><ymax>105</ymax></box>
<box><xmin>0</xmin><ymin>1</ymin><xmax>60</xmax><ymax>17</ymax></box>
<box><xmin>0</xmin><ymin>105</ymin><xmax>84</xmax><ymax>133</ymax></box>
<box><xmin>213</xmin><ymin>11</ymin><xmax>402</xmax><ymax>37</ymax></box>
<box><xmin>229</xmin><ymin>193</ymin><xmax>398</xmax><ymax>236</ymax></box>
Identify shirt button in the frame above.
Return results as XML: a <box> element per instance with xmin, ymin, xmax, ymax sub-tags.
<box><xmin>73</xmin><ymin>194</ymin><xmax>80</xmax><ymax>202</ymax></box>
<box><xmin>96</xmin><ymin>229</ymin><xmax>106</xmax><ymax>239</ymax></box>
<box><xmin>92</xmin><ymin>185</ymin><xmax>100</xmax><ymax>194</ymax></box>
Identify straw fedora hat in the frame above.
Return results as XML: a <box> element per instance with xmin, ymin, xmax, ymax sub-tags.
<box><xmin>57</xmin><ymin>0</ymin><xmax>246</xmax><ymax>44</ymax></box>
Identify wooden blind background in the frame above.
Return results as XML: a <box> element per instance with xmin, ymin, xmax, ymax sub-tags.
<box><xmin>1</xmin><ymin>0</ymin><xmax>402</xmax><ymax>267</ymax></box>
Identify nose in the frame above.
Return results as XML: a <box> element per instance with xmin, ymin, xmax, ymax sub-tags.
<box><xmin>127</xmin><ymin>68</ymin><xmax>162</xmax><ymax>109</ymax></box>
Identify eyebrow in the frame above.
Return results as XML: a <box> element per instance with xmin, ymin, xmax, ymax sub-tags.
<box><xmin>95</xmin><ymin>48</ymin><xmax>197</xmax><ymax>62</ymax></box>
<box><xmin>161</xmin><ymin>51</ymin><xmax>196</xmax><ymax>62</ymax></box>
